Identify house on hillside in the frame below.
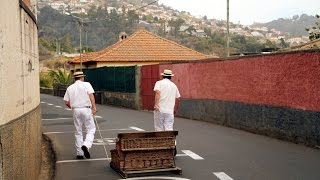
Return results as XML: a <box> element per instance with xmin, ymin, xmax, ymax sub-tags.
<box><xmin>68</xmin><ymin>29</ymin><xmax>217</xmax><ymax>70</ymax></box>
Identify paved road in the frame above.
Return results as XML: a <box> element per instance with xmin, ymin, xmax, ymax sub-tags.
<box><xmin>41</xmin><ymin>94</ymin><xmax>320</xmax><ymax>180</ymax></box>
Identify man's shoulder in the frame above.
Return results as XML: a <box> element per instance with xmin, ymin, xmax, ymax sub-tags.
<box><xmin>66</xmin><ymin>83</ymin><xmax>75</xmax><ymax>89</ymax></box>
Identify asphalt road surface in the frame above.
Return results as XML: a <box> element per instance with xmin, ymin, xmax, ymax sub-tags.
<box><xmin>41</xmin><ymin>94</ymin><xmax>320</xmax><ymax>180</ymax></box>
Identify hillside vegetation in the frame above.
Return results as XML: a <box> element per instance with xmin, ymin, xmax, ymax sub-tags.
<box><xmin>38</xmin><ymin>4</ymin><xmax>293</xmax><ymax>58</ymax></box>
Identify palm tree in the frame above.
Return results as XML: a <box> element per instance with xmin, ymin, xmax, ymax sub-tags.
<box><xmin>49</xmin><ymin>69</ymin><xmax>71</xmax><ymax>85</ymax></box>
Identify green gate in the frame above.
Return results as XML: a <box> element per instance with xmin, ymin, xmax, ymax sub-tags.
<box><xmin>83</xmin><ymin>66</ymin><xmax>136</xmax><ymax>93</ymax></box>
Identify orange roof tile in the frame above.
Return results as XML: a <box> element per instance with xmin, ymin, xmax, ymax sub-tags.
<box><xmin>69</xmin><ymin>29</ymin><xmax>218</xmax><ymax>64</ymax></box>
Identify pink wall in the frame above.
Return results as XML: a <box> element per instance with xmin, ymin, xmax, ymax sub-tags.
<box><xmin>159</xmin><ymin>51</ymin><xmax>320</xmax><ymax>111</ymax></box>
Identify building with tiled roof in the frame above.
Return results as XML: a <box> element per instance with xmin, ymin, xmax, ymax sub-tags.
<box><xmin>69</xmin><ymin>29</ymin><xmax>218</xmax><ymax>70</ymax></box>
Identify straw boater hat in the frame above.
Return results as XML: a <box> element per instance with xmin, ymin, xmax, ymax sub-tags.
<box><xmin>73</xmin><ymin>71</ymin><xmax>85</xmax><ymax>78</ymax></box>
<box><xmin>161</xmin><ymin>69</ymin><xmax>174</xmax><ymax>76</ymax></box>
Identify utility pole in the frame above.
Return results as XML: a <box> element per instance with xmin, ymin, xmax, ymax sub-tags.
<box><xmin>85</xmin><ymin>27</ymin><xmax>88</xmax><ymax>62</ymax></box>
<box><xmin>79</xmin><ymin>19</ymin><xmax>83</xmax><ymax>71</ymax></box>
<box><xmin>227</xmin><ymin>0</ymin><xmax>230</xmax><ymax>57</ymax></box>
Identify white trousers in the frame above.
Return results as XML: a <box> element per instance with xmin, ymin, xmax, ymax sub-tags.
<box><xmin>154</xmin><ymin>111</ymin><xmax>174</xmax><ymax>131</ymax></box>
<box><xmin>73</xmin><ymin>108</ymin><xmax>96</xmax><ymax>156</ymax></box>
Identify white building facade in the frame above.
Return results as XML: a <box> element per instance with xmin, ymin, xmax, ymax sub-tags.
<box><xmin>0</xmin><ymin>0</ymin><xmax>42</xmax><ymax>179</ymax></box>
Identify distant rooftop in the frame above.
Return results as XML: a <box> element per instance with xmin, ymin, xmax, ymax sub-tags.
<box><xmin>69</xmin><ymin>29</ymin><xmax>217</xmax><ymax>64</ymax></box>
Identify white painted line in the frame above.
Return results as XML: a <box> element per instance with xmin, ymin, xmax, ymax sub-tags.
<box><xmin>176</xmin><ymin>154</ymin><xmax>188</xmax><ymax>157</ymax></box>
<box><xmin>120</xmin><ymin>177</ymin><xmax>190</xmax><ymax>180</ymax></box>
<box><xmin>65</xmin><ymin>108</ymin><xmax>72</xmax><ymax>111</ymax></box>
<box><xmin>93</xmin><ymin>142</ymin><xmax>115</xmax><ymax>146</ymax></box>
<box><xmin>130</xmin><ymin>126</ymin><xmax>145</xmax><ymax>131</ymax></box>
<box><xmin>181</xmin><ymin>150</ymin><xmax>204</xmax><ymax>160</ymax></box>
<box><xmin>42</xmin><ymin>118</ymin><xmax>72</xmax><ymax>121</ymax></box>
<box><xmin>95</xmin><ymin>115</ymin><xmax>103</xmax><ymax>118</ymax></box>
<box><xmin>44</xmin><ymin>131</ymin><xmax>76</xmax><ymax>134</ymax></box>
<box><xmin>93</xmin><ymin>138</ymin><xmax>116</xmax><ymax>145</ymax></box>
<box><xmin>96</xmin><ymin>139</ymin><xmax>104</xmax><ymax>143</ymax></box>
<box><xmin>55</xmin><ymin>105</ymin><xmax>62</xmax><ymax>108</ymax></box>
<box><xmin>56</xmin><ymin>158</ymin><xmax>110</xmax><ymax>164</ymax></box>
<box><xmin>47</xmin><ymin>103</ymin><xmax>53</xmax><ymax>106</ymax></box>
<box><xmin>213</xmin><ymin>172</ymin><xmax>234</xmax><ymax>180</ymax></box>
<box><xmin>44</xmin><ymin>128</ymin><xmax>131</xmax><ymax>134</ymax></box>
<box><xmin>40</xmin><ymin>102</ymin><xmax>46</xmax><ymax>104</ymax></box>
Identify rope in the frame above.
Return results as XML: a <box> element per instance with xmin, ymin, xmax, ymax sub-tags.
<box><xmin>93</xmin><ymin>115</ymin><xmax>110</xmax><ymax>161</ymax></box>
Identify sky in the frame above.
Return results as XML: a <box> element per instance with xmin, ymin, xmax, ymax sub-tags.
<box><xmin>158</xmin><ymin>0</ymin><xmax>320</xmax><ymax>25</ymax></box>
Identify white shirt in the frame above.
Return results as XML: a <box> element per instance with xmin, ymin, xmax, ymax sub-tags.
<box><xmin>154</xmin><ymin>78</ymin><xmax>181</xmax><ymax>114</ymax></box>
<box><xmin>63</xmin><ymin>80</ymin><xmax>95</xmax><ymax>108</ymax></box>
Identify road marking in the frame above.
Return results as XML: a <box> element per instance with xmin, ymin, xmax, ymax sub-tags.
<box><xmin>95</xmin><ymin>115</ymin><xmax>102</xmax><ymax>118</ymax></box>
<box><xmin>130</xmin><ymin>126</ymin><xmax>145</xmax><ymax>131</ymax></box>
<box><xmin>107</xmin><ymin>139</ymin><xmax>114</xmax><ymax>143</ymax></box>
<box><xmin>93</xmin><ymin>138</ymin><xmax>116</xmax><ymax>145</ymax></box>
<box><xmin>55</xmin><ymin>105</ymin><xmax>62</xmax><ymax>108</ymax></box>
<box><xmin>42</xmin><ymin>116</ymin><xmax>102</xmax><ymax>121</ymax></box>
<box><xmin>47</xmin><ymin>103</ymin><xmax>53</xmax><ymax>106</ymax></box>
<box><xmin>65</xmin><ymin>108</ymin><xmax>72</xmax><ymax>111</ymax></box>
<box><xmin>176</xmin><ymin>154</ymin><xmax>188</xmax><ymax>157</ymax></box>
<box><xmin>42</xmin><ymin>118</ymin><xmax>72</xmax><ymax>121</ymax></box>
<box><xmin>181</xmin><ymin>150</ymin><xmax>204</xmax><ymax>160</ymax></box>
<box><xmin>56</xmin><ymin>158</ymin><xmax>110</xmax><ymax>164</ymax></box>
<box><xmin>41</xmin><ymin>102</ymin><xmax>46</xmax><ymax>104</ymax></box>
<box><xmin>213</xmin><ymin>172</ymin><xmax>234</xmax><ymax>180</ymax></box>
<box><xmin>120</xmin><ymin>177</ymin><xmax>190</xmax><ymax>180</ymax></box>
<box><xmin>44</xmin><ymin>128</ymin><xmax>131</xmax><ymax>134</ymax></box>
<box><xmin>93</xmin><ymin>142</ymin><xmax>115</xmax><ymax>145</ymax></box>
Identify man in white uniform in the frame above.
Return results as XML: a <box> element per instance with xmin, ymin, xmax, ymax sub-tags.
<box><xmin>64</xmin><ymin>71</ymin><xmax>97</xmax><ymax>159</ymax></box>
<box><xmin>153</xmin><ymin>69</ymin><xmax>181</xmax><ymax>131</ymax></box>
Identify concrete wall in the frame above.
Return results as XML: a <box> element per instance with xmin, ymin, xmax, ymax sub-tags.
<box><xmin>100</xmin><ymin>92</ymin><xmax>138</xmax><ymax>109</ymax></box>
<box><xmin>0</xmin><ymin>0</ymin><xmax>39</xmax><ymax>125</ymax></box>
<box><xmin>158</xmin><ymin>50</ymin><xmax>320</xmax><ymax>147</ymax></box>
<box><xmin>0</xmin><ymin>0</ymin><xmax>42</xmax><ymax>179</ymax></box>
<box><xmin>40</xmin><ymin>87</ymin><xmax>54</xmax><ymax>95</ymax></box>
<box><xmin>0</xmin><ymin>107</ymin><xmax>42</xmax><ymax>180</ymax></box>
<box><xmin>160</xmin><ymin>51</ymin><xmax>320</xmax><ymax>111</ymax></box>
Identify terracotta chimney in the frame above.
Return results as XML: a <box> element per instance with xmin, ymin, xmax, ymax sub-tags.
<box><xmin>119</xmin><ymin>32</ymin><xmax>127</xmax><ymax>41</ymax></box>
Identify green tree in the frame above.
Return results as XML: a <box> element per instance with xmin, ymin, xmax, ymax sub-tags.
<box><xmin>305</xmin><ymin>14</ymin><xmax>320</xmax><ymax>40</ymax></box>
<box><xmin>185</xmin><ymin>25</ymin><xmax>196</xmax><ymax>36</ymax></box>
<box><xmin>60</xmin><ymin>35</ymin><xmax>74</xmax><ymax>53</ymax></box>
<box><xmin>146</xmin><ymin>14</ymin><xmax>154</xmax><ymax>23</ymax></box>
<box><xmin>264</xmin><ymin>40</ymin><xmax>277</xmax><ymax>48</ymax></box>
<box><xmin>126</xmin><ymin>10</ymin><xmax>139</xmax><ymax>30</ymax></box>
<box><xmin>279</xmin><ymin>38</ymin><xmax>289</xmax><ymax>48</ymax></box>
<box><xmin>168</xmin><ymin>18</ymin><xmax>185</xmax><ymax>37</ymax></box>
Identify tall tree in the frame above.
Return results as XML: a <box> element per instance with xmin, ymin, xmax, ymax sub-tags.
<box><xmin>185</xmin><ymin>25</ymin><xmax>196</xmax><ymax>36</ymax></box>
<box><xmin>305</xmin><ymin>14</ymin><xmax>320</xmax><ymax>40</ymax></box>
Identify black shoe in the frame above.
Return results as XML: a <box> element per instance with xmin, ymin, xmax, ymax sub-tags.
<box><xmin>81</xmin><ymin>145</ymin><xmax>91</xmax><ymax>159</ymax></box>
<box><xmin>76</xmin><ymin>155</ymin><xmax>84</xmax><ymax>159</ymax></box>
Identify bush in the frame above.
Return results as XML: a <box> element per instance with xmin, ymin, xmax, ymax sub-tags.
<box><xmin>40</xmin><ymin>72</ymin><xmax>53</xmax><ymax>88</ymax></box>
<box><xmin>49</xmin><ymin>69</ymin><xmax>71</xmax><ymax>85</ymax></box>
